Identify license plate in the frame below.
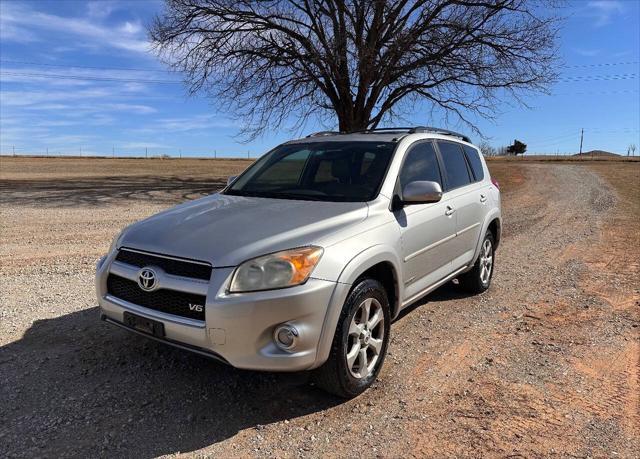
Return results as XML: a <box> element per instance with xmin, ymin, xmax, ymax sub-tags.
<box><xmin>123</xmin><ymin>311</ymin><xmax>165</xmax><ymax>337</ymax></box>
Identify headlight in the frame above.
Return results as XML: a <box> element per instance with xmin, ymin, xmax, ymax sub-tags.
<box><xmin>229</xmin><ymin>246</ymin><xmax>323</xmax><ymax>293</ymax></box>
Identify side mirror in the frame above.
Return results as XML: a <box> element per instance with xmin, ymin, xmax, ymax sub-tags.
<box><xmin>227</xmin><ymin>175</ymin><xmax>238</xmax><ymax>186</ymax></box>
<box><xmin>401</xmin><ymin>181</ymin><xmax>442</xmax><ymax>205</ymax></box>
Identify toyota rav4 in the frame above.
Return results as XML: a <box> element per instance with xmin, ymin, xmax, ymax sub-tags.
<box><xmin>96</xmin><ymin>127</ymin><xmax>501</xmax><ymax>398</ymax></box>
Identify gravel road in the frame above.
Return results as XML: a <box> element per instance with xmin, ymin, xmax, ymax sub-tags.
<box><xmin>1</xmin><ymin>159</ymin><xmax>638</xmax><ymax>458</ymax></box>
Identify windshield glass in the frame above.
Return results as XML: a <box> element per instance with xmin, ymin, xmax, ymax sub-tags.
<box><xmin>225</xmin><ymin>141</ymin><xmax>395</xmax><ymax>202</ymax></box>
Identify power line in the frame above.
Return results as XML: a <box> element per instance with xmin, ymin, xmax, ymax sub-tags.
<box><xmin>555</xmin><ymin>73</ymin><xmax>638</xmax><ymax>82</ymax></box>
<box><xmin>553</xmin><ymin>89</ymin><xmax>640</xmax><ymax>96</ymax></box>
<box><xmin>563</xmin><ymin>60</ymin><xmax>639</xmax><ymax>68</ymax></box>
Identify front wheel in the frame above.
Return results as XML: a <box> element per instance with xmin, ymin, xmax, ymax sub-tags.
<box><xmin>313</xmin><ymin>278</ymin><xmax>391</xmax><ymax>398</ymax></box>
<box><xmin>459</xmin><ymin>230</ymin><xmax>495</xmax><ymax>294</ymax></box>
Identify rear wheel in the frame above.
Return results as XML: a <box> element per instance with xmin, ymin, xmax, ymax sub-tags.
<box><xmin>459</xmin><ymin>230</ymin><xmax>495</xmax><ymax>293</ymax></box>
<box><xmin>313</xmin><ymin>278</ymin><xmax>391</xmax><ymax>398</ymax></box>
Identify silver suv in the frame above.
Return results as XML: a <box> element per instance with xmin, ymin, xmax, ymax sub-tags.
<box><xmin>96</xmin><ymin>127</ymin><xmax>501</xmax><ymax>398</ymax></box>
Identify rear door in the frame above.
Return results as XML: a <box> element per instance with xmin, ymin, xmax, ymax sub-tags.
<box><xmin>395</xmin><ymin>141</ymin><xmax>457</xmax><ymax>301</ymax></box>
<box><xmin>435</xmin><ymin>141</ymin><xmax>485</xmax><ymax>269</ymax></box>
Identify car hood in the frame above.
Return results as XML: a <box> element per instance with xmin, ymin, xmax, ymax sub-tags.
<box><xmin>119</xmin><ymin>193</ymin><xmax>368</xmax><ymax>267</ymax></box>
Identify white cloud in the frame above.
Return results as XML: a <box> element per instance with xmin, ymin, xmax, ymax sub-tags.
<box><xmin>104</xmin><ymin>103</ymin><xmax>157</xmax><ymax>114</ymax></box>
<box><xmin>573</xmin><ymin>48</ymin><xmax>601</xmax><ymax>57</ymax></box>
<box><xmin>129</xmin><ymin>114</ymin><xmax>236</xmax><ymax>134</ymax></box>
<box><xmin>119</xmin><ymin>21</ymin><xmax>143</xmax><ymax>35</ymax></box>
<box><xmin>1</xmin><ymin>3</ymin><xmax>151</xmax><ymax>54</ymax></box>
<box><xmin>86</xmin><ymin>1</ymin><xmax>118</xmax><ymax>19</ymax></box>
<box><xmin>586</xmin><ymin>1</ymin><xmax>624</xmax><ymax>27</ymax></box>
<box><xmin>0</xmin><ymin>22</ymin><xmax>40</xmax><ymax>43</ymax></box>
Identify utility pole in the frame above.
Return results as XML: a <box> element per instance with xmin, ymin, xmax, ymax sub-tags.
<box><xmin>247</xmin><ymin>150</ymin><xmax>250</xmax><ymax>159</ymax></box>
<box><xmin>145</xmin><ymin>147</ymin><xmax>148</xmax><ymax>159</ymax></box>
<box><xmin>12</xmin><ymin>145</ymin><xmax>15</xmax><ymax>156</ymax></box>
<box><xmin>179</xmin><ymin>149</ymin><xmax>182</xmax><ymax>159</ymax></box>
<box><xmin>112</xmin><ymin>145</ymin><xmax>115</xmax><ymax>158</ymax></box>
<box><xmin>80</xmin><ymin>146</ymin><xmax>82</xmax><ymax>157</ymax></box>
<box><xmin>46</xmin><ymin>147</ymin><xmax>49</xmax><ymax>157</ymax></box>
<box><xmin>214</xmin><ymin>150</ymin><xmax>217</xmax><ymax>159</ymax></box>
<box><xmin>579</xmin><ymin>128</ymin><xmax>584</xmax><ymax>155</ymax></box>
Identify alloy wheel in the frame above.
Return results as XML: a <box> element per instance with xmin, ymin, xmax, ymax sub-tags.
<box><xmin>479</xmin><ymin>238</ymin><xmax>493</xmax><ymax>285</ymax></box>
<box><xmin>346</xmin><ymin>298</ymin><xmax>385</xmax><ymax>379</ymax></box>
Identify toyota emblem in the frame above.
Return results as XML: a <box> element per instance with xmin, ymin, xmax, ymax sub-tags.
<box><xmin>137</xmin><ymin>267</ymin><xmax>158</xmax><ymax>292</ymax></box>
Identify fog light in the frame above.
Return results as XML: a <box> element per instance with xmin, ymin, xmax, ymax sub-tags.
<box><xmin>273</xmin><ymin>324</ymin><xmax>299</xmax><ymax>351</ymax></box>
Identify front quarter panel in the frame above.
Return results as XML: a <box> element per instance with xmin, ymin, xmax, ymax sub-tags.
<box><xmin>311</xmin><ymin>244</ymin><xmax>403</xmax><ymax>369</ymax></box>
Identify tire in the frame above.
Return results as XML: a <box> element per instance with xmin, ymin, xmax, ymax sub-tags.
<box><xmin>458</xmin><ymin>230</ymin><xmax>495</xmax><ymax>294</ymax></box>
<box><xmin>313</xmin><ymin>278</ymin><xmax>391</xmax><ymax>398</ymax></box>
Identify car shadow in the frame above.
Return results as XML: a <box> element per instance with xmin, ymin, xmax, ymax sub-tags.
<box><xmin>0</xmin><ymin>307</ymin><xmax>341</xmax><ymax>457</ymax></box>
<box><xmin>395</xmin><ymin>280</ymin><xmax>476</xmax><ymax>321</ymax></box>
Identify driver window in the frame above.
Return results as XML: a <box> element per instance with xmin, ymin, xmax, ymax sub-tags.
<box><xmin>399</xmin><ymin>142</ymin><xmax>442</xmax><ymax>189</ymax></box>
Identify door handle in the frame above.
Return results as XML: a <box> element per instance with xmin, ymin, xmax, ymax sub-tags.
<box><xmin>480</xmin><ymin>194</ymin><xmax>487</xmax><ymax>203</ymax></box>
<box><xmin>445</xmin><ymin>206</ymin><xmax>455</xmax><ymax>216</ymax></box>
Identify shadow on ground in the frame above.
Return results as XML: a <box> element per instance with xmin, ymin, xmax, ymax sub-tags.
<box><xmin>0</xmin><ymin>283</ymin><xmax>470</xmax><ymax>457</ymax></box>
<box><xmin>396</xmin><ymin>281</ymin><xmax>476</xmax><ymax>321</ymax></box>
<box><xmin>0</xmin><ymin>176</ymin><xmax>227</xmax><ymax>207</ymax></box>
<box><xmin>0</xmin><ymin>308</ymin><xmax>340</xmax><ymax>457</ymax></box>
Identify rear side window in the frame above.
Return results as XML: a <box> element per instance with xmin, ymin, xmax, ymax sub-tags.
<box><xmin>437</xmin><ymin>141</ymin><xmax>472</xmax><ymax>190</ymax></box>
<box><xmin>399</xmin><ymin>142</ymin><xmax>442</xmax><ymax>189</ymax></box>
<box><xmin>463</xmin><ymin>145</ymin><xmax>484</xmax><ymax>181</ymax></box>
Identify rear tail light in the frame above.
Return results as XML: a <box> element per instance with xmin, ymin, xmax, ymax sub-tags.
<box><xmin>491</xmin><ymin>178</ymin><xmax>500</xmax><ymax>190</ymax></box>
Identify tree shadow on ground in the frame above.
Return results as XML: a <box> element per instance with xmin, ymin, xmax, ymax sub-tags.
<box><xmin>0</xmin><ymin>308</ymin><xmax>340</xmax><ymax>457</ymax></box>
<box><xmin>0</xmin><ymin>176</ymin><xmax>227</xmax><ymax>207</ymax></box>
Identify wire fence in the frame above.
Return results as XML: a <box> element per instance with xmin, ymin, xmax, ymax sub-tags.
<box><xmin>1</xmin><ymin>145</ymin><xmax>637</xmax><ymax>159</ymax></box>
<box><xmin>0</xmin><ymin>145</ymin><xmax>258</xmax><ymax>159</ymax></box>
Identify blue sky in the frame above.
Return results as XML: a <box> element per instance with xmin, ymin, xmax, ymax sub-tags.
<box><xmin>1</xmin><ymin>0</ymin><xmax>638</xmax><ymax>157</ymax></box>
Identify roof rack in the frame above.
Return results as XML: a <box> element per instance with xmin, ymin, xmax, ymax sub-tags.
<box><xmin>305</xmin><ymin>126</ymin><xmax>471</xmax><ymax>143</ymax></box>
<box><xmin>306</xmin><ymin>131</ymin><xmax>341</xmax><ymax>138</ymax></box>
<box><xmin>353</xmin><ymin>126</ymin><xmax>471</xmax><ymax>143</ymax></box>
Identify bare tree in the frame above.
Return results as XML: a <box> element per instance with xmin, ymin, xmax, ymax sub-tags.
<box><xmin>478</xmin><ymin>140</ymin><xmax>497</xmax><ymax>157</ymax></box>
<box><xmin>150</xmin><ymin>0</ymin><xmax>560</xmax><ymax>138</ymax></box>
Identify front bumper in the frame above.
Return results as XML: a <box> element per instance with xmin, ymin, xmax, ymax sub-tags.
<box><xmin>97</xmin><ymin>253</ymin><xmax>338</xmax><ymax>372</ymax></box>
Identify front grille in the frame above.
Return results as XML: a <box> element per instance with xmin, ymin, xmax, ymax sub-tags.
<box><xmin>116</xmin><ymin>249</ymin><xmax>212</xmax><ymax>281</ymax></box>
<box><xmin>107</xmin><ymin>274</ymin><xmax>206</xmax><ymax>321</ymax></box>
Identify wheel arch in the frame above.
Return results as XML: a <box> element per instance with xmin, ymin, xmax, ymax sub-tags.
<box><xmin>470</xmin><ymin>210</ymin><xmax>502</xmax><ymax>266</ymax></box>
<box><xmin>310</xmin><ymin>245</ymin><xmax>402</xmax><ymax>369</ymax></box>
<box><xmin>488</xmin><ymin>217</ymin><xmax>501</xmax><ymax>250</ymax></box>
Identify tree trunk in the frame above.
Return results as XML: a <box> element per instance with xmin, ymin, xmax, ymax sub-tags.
<box><xmin>337</xmin><ymin>105</ymin><xmax>373</xmax><ymax>132</ymax></box>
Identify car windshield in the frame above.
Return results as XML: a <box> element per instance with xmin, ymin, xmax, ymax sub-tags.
<box><xmin>225</xmin><ymin>141</ymin><xmax>395</xmax><ymax>202</ymax></box>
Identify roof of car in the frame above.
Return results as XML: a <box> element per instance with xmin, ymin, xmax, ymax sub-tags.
<box><xmin>287</xmin><ymin>127</ymin><xmax>472</xmax><ymax>145</ymax></box>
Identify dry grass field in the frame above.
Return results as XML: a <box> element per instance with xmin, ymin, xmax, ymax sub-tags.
<box><xmin>0</xmin><ymin>156</ymin><xmax>638</xmax><ymax>458</ymax></box>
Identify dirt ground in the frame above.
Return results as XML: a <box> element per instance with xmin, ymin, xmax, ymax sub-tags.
<box><xmin>0</xmin><ymin>157</ymin><xmax>638</xmax><ymax>458</ymax></box>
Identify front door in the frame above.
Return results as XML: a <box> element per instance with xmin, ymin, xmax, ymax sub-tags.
<box><xmin>395</xmin><ymin>141</ymin><xmax>457</xmax><ymax>302</ymax></box>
